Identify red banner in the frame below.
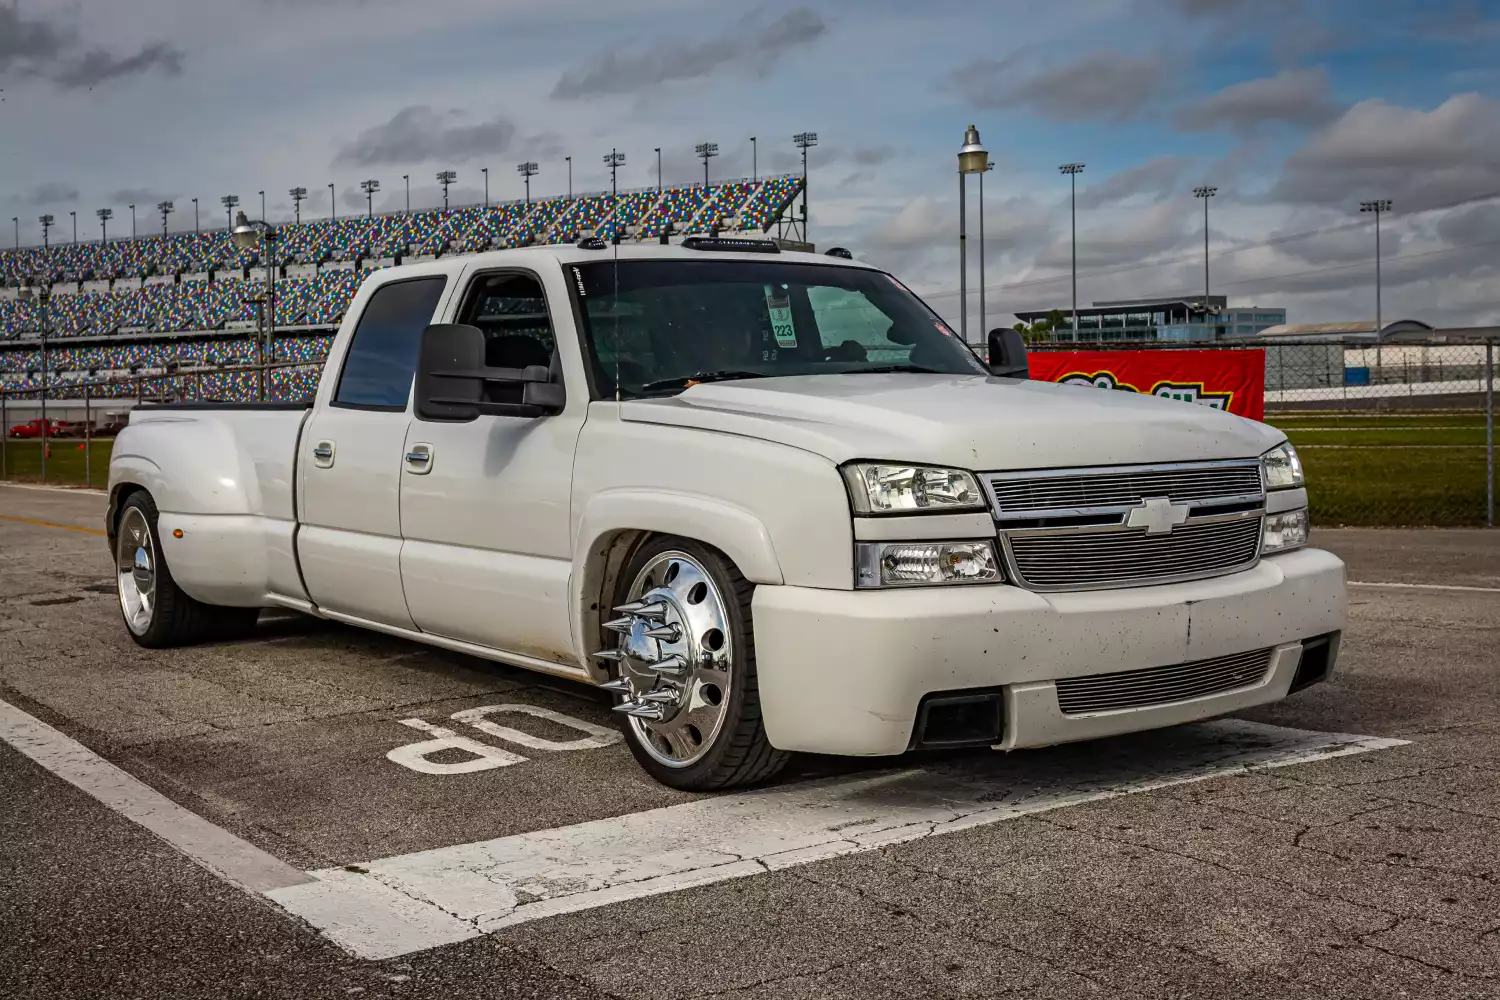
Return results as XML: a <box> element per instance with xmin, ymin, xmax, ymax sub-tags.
<box><xmin>1027</xmin><ymin>349</ymin><xmax>1265</xmax><ymax>421</ymax></box>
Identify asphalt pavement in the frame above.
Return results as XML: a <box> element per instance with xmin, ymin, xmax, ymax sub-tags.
<box><xmin>2</xmin><ymin>483</ymin><xmax>1498</xmax><ymax>999</ymax></box>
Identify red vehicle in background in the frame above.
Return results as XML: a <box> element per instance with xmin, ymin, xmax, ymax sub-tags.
<box><xmin>8</xmin><ymin>418</ymin><xmax>66</xmax><ymax>439</ymax></box>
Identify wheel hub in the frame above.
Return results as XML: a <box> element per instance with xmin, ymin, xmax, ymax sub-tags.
<box><xmin>116</xmin><ymin>507</ymin><xmax>157</xmax><ymax>636</ymax></box>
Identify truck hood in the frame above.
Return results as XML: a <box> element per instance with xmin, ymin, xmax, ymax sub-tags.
<box><xmin>618</xmin><ymin>373</ymin><xmax>1283</xmax><ymax>470</ymax></box>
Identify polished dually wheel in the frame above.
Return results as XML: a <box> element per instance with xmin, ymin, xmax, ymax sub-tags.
<box><xmin>117</xmin><ymin>506</ymin><xmax>157</xmax><ymax>636</ymax></box>
<box><xmin>597</xmin><ymin>551</ymin><xmax>732</xmax><ymax>768</ymax></box>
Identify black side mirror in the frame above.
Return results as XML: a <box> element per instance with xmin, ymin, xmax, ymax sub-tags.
<box><xmin>986</xmin><ymin>327</ymin><xmax>1029</xmax><ymax>379</ymax></box>
<box><xmin>415</xmin><ymin>323</ymin><xmax>565</xmax><ymax>422</ymax></box>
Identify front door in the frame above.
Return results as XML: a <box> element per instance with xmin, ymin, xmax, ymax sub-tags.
<box><xmin>398</xmin><ymin>268</ymin><xmax>585</xmax><ymax>665</ymax></box>
<box><xmin>298</xmin><ymin>274</ymin><xmax>451</xmax><ymax>628</ymax></box>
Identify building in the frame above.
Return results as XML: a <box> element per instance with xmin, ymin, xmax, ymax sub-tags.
<box><xmin>1015</xmin><ymin>296</ymin><xmax>1286</xmax><ymax>342</ymax></box>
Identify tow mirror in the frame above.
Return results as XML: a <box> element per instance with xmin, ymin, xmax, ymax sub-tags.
<box><xmin>415</xmin><ymin>323</ymin><xmax>565</xmax><ymax>422</ymax></box>
<box><xmin>986</xmin><ymin>327</ymin><xmax>1030</xmax><ymax>379</ymax></box>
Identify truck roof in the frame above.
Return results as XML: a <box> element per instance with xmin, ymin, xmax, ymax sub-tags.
<box><xmin>370</xmin><ymin>240</ymin><xmax>871</xmax><ymax>279</ymax></box>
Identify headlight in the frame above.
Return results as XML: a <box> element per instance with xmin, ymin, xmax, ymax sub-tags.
<box><xmin>842</xmin><ymin>463</ymin><xmax>986</xmax><ymax>514</ymax></box>
<box><xmin>855</xmin><ymin>541</ymin><xmax>1002</xmax><ymax>588</ymax></box>
<box><xmin>1262</xmin><ymin>442</ymin><xmax>1304</xmax><ymax>490</ymax></box>
<box><xmin>1263</xmin><ymin>508</ymin><xmax>1309</xmax><ymax>554</ymax></box>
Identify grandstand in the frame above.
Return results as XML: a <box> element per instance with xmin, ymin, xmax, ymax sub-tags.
<box><xmin>0</xmin><ymin>175</ymin><xmax>804</xmax><ymax>402</ymax></box>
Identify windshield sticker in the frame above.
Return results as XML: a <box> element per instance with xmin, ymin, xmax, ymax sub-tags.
<box><xmin>764</xmin><ymin>285</ymin><xmax>798</xmax><ymax>348</ymax></box>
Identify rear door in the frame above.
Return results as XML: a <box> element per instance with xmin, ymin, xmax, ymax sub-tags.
<box><xmin>297</xmin><ymin>273</ymin><xmax>451</xmax><ymax>628</ymax></box>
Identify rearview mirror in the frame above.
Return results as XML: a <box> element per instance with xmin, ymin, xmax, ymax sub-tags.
<box><xmin>986</xmin><ymin>327</ymin><xmax>1029</xmax><ymax>379</ymax></box>
<box><xmin>415</xmin><ymin>323</ymin><xmax>565</xmax><ymax>422</ymax></box>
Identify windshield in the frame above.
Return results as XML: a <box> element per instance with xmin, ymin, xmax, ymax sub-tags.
<box><xmin>568</xmin><ymin>259</ymin><xmax>986</xmax><ymax>398</ymax></box>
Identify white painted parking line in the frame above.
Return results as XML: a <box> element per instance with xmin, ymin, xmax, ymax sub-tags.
<box><xmin>0</xmin><ymin>696</ymin><xmax>314</xmax><ymax>894</ymax></box>
<box><xmin>268</xmin><ymin>720</ymin><xmax>1407</xmax><ymax>960</ymax></box>
<box><xmin>1350</xmin><ymin>580</ymin><xmax>1500</xmax><ymax>593</ymax></box>
<box><xmin>0</xmin><ymin>482</ymin><xmax>108</xmax><ymax>496</ymax></box>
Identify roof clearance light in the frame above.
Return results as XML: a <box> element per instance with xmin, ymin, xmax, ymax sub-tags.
<box><xmin>576</xmin><ymin>237</ymin><xmax>608</xmax><ymax>251</ymax></box>
<box><xmin>825</xmin><ymin>247</ymin><xmax>853</xmax><ymax>259</ymax></box>
<box><xmin>680</xmin><ymin>236</ymin><xmax>780</xmax><ymax>254</ymax></box>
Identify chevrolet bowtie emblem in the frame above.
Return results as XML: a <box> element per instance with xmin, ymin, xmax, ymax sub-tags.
<box><xmin>1125</xmin><ymin>496</ymin><xmax>1191</xmax><ymax>535</ymax></box>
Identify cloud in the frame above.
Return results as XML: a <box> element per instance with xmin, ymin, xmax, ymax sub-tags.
<box><xmin>109</xmin><ymin>188</ymin><xmax>176</xmax><ymax>206</ymax></box>
<box><xmin>1436</xmin><ymin>201</ymin><xmax>1500</xmax><ymax>247</ymax></box>
<box><xmin>0</xmin><ymin>6</ymin><xmax>183</xmax><ymax>90</ymax></box>
<box><xmin>953</xmin><ymin>51</ymin><xmax>1167</xmax><ymax>122</ymax></box>
<box><xmin>1272</xmin><ymin>93</ymin><xmax>1500</xmax><ymax>210</ymax></box>
<box><xmin>1163</xmin><ymin>0</ymin><xmax>1298</xmax><ymax>17</ymax></box>
<box><xmin>551</xmin><ymin>7</ymin><xmax>827</xmax><ymax>99</ymax></box>
<box><xmin>334</xmin><ymin>106</ymin><xmax>519</xmax><ymax>166</ymax></box>
<box><xmin>1175</xmin><ymin>68</ymin><xmax>1342</xmax><ymax>134</ymax></box>
<box><xmin>1077</xmin><ymin>156</ymin><xmax>1193</xmax><ymax>209</ymax></box>
<box><xmin>852</xmin><ymin>145</ymin><xmax>895</xmax><ymax>167</ymax></box>
<box><xmin>7</xmin><ymin>182</ymin><xmax>80</xmax><ymax>208</ymax></box>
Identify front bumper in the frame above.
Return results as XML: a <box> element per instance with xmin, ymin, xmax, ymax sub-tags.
<box><xmin>751</xmin><ymin>547</ymin><xmax>1346</xmax><ymax>756</ymax></box>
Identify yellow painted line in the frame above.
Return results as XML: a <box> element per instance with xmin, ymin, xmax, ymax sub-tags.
<box><xmin>0</xmin><ymin>513</ymin><xmax>106</xmax><ymax>536</ymax></box>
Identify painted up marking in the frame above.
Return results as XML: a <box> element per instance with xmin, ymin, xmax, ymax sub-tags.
<box><xmin>270</xmin><ymin>719</ymin><xmax>1408</xmax><ymax>960</ymax></box>
<box><xmin>0</xmin><ymin>696</ymin><xmax>312</xmax><ymax>894</ymax></box>
<box><xmin>0</xmin><ymin>512</ymin><xmax>106</xmax><ymax>536</ymax></box>
<box><xmin>1349</xmin><ymin>580</ymin><xmax>1500</xmax><ymax>594</ymax></box>
<box><xmin>385</xmin><ymin>705</ymin><xmax>623</xmax><ymax>773</ymax></box>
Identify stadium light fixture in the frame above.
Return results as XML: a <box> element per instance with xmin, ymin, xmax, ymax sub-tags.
<box><xmin>794</xmin><ymin>132</ymin><xmax>817</xmax><ymax>241</ymax></box>
<box><xmin>11</xmin><ymin>216</ymin><xmax>16</xmax><ymax>251</ymax></box>
<box><xmin>603</xmin><ymin>149</ymin><xmax>626</xmax><ymax>197</ymax></box>
<box><xmin>69</xmin><ymin>210</ymin><xmax>76</xmax><ymax>244</ymax></box>
<box><xmin>1059</xmin><ymin>162</ymin><xmax>1086</xmax><ymax>340</ymax></box>
<box><xmin>654</xmin><ymin>148</ymin><xmax>662</xmax><ymax>193</ymax></box>
<box><xmin>191</xmin><ymin>198</ymin><xmax>198</xmax><ymax>234</ymax></box>
<box><xmin>437</xmin><ymin>170</ymin><xmax>457</xmax><ymax>212</ymax></box>
<box><xmin>360</xmin><ymin>179</ymin><xmax>380</xmax><ymax>219</ymax></box>
<box><xmin>129</xmin><ymin>204</ymin><xmax>136</xmax><ymax>241</ymax></box>
<box><xmin>289</xmin><ymin>186</ymin><xmax>307</xmax><ymax>225</ymax></box>
<box><xmin>481</xmin><ymin>166</ymin><xmax>489</xmax><ymax>208</ymax></box>
<box><xmin>696</xmin><ymin>142</ymin><xmax>719</xmax><ymax>190</ymax></box>
<box><xmin>221</xmin><ymin>194</ymin><xmax>240</xmax><ymax>231</ymax></box>
<box><xmin>96</xmin><ymin>207</ymin><xmax>113</xmax><ymax>244</ymax></box>
<box><xmin>328</xmin><ymin>182</ymin><xmax>336</xmax><ymax>222</ymax></box>
<box><xmin>566</xmin><ymin>156</ymin><xmax>573</xmax><ymax>201</ymax></box>
<box><xmin>955</xmin><ymin>126</ymin><xmax>988</xmax><ymax>345</ymax></box>
<box><xmin>750</xmin><ymin>137</ymin><xmax>757</xmax><ymax>182</ymax></box>
<box><xmin>401</xmin><ymin>175</ymin><xmax>409</xmax><ymax>216</ymax></box>
<box><xmin>39</xmin><ymin>214</ymin><xmax>54</xmax><ymax>249</ymax></box>
<box><xmin>1193</xmin><ymin>186</ymin><xmax>1218</xmax><ymax>321</ymax></box>
<box><xmin>157</xmin><ymin>201</ymin><xmax>174</xmax><ymax>237</ymax></box>
<box><xmin>1360</xmin><ymin>198</ymin><xmax>1394</xmax><ymax>370</ymax></box>
<box><xmin>517</xmin><ymin>162</ymin><xmax>538</xmax><ymax>206</ymax></box>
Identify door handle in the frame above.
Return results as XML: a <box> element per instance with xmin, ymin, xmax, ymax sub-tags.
<box><xmin>405</xmin><ymin>443</ymin><xmax>434</xmax><ymax>475</ymax></box>
<box><xmin>312</xmin><ymin>440</ymin><xmax>335</xmax><ymax>469</ymax></box>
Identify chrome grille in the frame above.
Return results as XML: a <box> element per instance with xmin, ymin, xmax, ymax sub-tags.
<box><xmin>1055</xmin><ymin>648</ymin><xmax>1273</xmax><ymax>715</ymax></box>
<box><xmin>1007</xmin><ymin>517</ymin><xmax>1262</xmax><ymax>590</ymax></box>
<box><xmin>988</xmin><ymin>463</ymin><xmax>1263</xmax><ymax>515</ymax></box>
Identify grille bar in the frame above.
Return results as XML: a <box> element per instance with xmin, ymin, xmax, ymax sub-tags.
<box><xmin>1055</xmin><ymin>649</ymin><xmax>1273</xmax><ymax>715</ymax></box>
<box><xmin>989</xmin><ymin>463</ymin><xmax>1263</xmax><ymax>515</ymax></box>
<box><xmin>1007</xmin><ymin>517</ymin><xmax>1261</xmax><ymax>590</ymax></box>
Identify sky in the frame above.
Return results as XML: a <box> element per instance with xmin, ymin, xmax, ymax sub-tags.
<box><xmin>2</xmin><ymin>0</ymin><xmax>1499</xmax><ymax>327</ymax></box>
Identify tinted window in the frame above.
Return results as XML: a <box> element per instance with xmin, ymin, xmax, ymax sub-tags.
<box><xmin>570</xmin><ymin>259</ymin><xmax>984</xmax><ymax>398</ymax></box>
<box><xmin>334</xmin><ymin>276</ymin><xmax>448</xmax><ymax>408</ymax></box>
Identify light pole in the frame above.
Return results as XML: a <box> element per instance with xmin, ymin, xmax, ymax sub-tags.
<box><xmin>70</xmin><ymin>210</ymin><xmax>77</xmax><ymax>244</ymax></box>
<box><xmin>220</xmin><ymin>194</ymin><xmax>239</xmax><ymax>231</ymax></box>
<box><xmin>1361</xmin><ymin>198</ymin><xmax>1393</xmax><ymax>373</ymax></box>
<box><xmin>604</xmin><ymin>150</ymin><xmax>626</xmax><ymax>243</ymax></box>
<box><xmin>517</xmin><ymin>162</ymin><xmax>538</xmax><ymax>206</ymax></box>
<box><xmin>1059</xmin><ymin>162</ymin><xmax>1086</xmax><ymax>339</ymax></box>
<box><xmin>232</xmin><ymin>211</ymin><xmax>280</xmax><ymax>400</ymax></box>
<box><xmin>696</xmin><ymin>142</ymin><xmax>719</xmax><ymax>190</ymax></box>
<box><xmin>437</xmin><ymin>170</ymin><xmax>456</xmax><ymax>212</ymax></box>
<box><xmin>654</xmin><ymin>148</ymin><xmax>662</xmax><ymax>193</ymax></box>
<box><xmin>1194</xmin><ymin>185</ymin><xmax>1218</xmax><ymax>336</ymax></box>
<box><xmin>157</xmin><ymin>201</ymin><xmax>173</xmax><ymax>237</ymax></box>
<box><xmin>97</xmin><ymin>207</ymin><xmax>113</xmax><ymax>243</ymax></box>
<box><xmin>566</xmin><ymin>157</ymin><xmax>573</xmax><ymax>200</ymax></box>
<box><xmin>481</xmin><ymin>167</ymin><xmax>489</xmax><ymax>208</ymax></box>
<box><xmin>259</xmin><ymin>190</ymin><xmax>266</xmax><ymax>220</ymax></box>
<box><xmin>361</xmin><ymin>179</ymin><xmax>380</xmax><ymax>218</ymax></box>
<box><xmin>979</xmin><ymin>159</ymin><xmax>993</xmax><ymax>340</ymax></box>
<box><xmin>10</xmin><ymin>217</ymin><xmax>16</xmax><ymax>251</ymax></box>
<box><xmin>289</xmin><ymin>186</ymin><xmax>307</xmax><ymax>225</ymax></box>
<box><xmin>129</xmin><ymin>204</ymin><xmax>137</xmax><ymax>240</ymax></box>
<box><xmin>192</xmin><ymin>198</ymin><xmax>198</xmax><ymax>234</ymax></box>
<box><xmin>328</xmin><ymin>182</ymin><xmax>336</xmax><ymax>222</ymax></box>
<box><xmin>18</xmin><ymin>280</ymin><xmax>51</xmax><ymax>481</ymax></box>
<box><xmin>751</xmin><ymin>136</ymin><xmax>757</xmax><ymax>182</ymax></box>
<box><xmin>957</xmin><ymin>126</ymin><xmax>987</xmax><ymax>347</ymax></box>
<box><xmin>39</xmin><ymin>214</ymin><xmax>53</xmax><ymax>249</ymax></box>
<box><xmin>794</xmin><ymin>131</ymin><xmax>817</xmax><ymax>240</ymax></box>
<box><xmin>402</xmin><ymin>175</ymin><xmax>409</xmax><ymax>215</ymax></box>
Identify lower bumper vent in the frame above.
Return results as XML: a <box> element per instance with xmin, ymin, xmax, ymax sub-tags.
<box><xmin>1055</xmin><ymin>648</ymin><xmax>1273</xmax><ymax>716</ymax></box>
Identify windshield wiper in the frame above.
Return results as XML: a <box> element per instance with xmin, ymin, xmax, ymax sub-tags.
<box><xmin>637</xmin><ymin>370</ymin><xmax>771</xmax><ymax>391</ymax></box>
<box><xmin>854</xmin><ymin>364</ymin><xmax>943</xmax><ymax>374</ymax></box>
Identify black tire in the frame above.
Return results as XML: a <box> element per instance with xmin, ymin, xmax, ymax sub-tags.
<box><xmin>608</xmin><ymin>535</ymin><xmax>791</xmax><ymax>791</ymax></box>
<box><xmin>115</xmin><ymin>491</ymin><xmax>260</xmax><ymax>649</ymax></box>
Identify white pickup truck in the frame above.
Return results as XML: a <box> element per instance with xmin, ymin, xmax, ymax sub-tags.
<box><xmin>107</xmin><ymin>238</ymin><xmax>1345</xmax><ymax>790</ymax></box>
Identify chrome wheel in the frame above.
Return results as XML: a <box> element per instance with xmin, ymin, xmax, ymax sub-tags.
<box><xmin>117</xmin><ymin>506</ymin><xmax>156</xmax><ymax>636</ymax></box>
<box><xmin>597</xmin><ymin>551</ymin><xmax>732</xmax><ymax>769</ymax></box>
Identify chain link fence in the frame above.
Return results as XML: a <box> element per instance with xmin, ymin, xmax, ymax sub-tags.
<box><xmin>1031</xmin><ymin>337</ymin><xmax>1497</xmax><ymax>528</ymax></box>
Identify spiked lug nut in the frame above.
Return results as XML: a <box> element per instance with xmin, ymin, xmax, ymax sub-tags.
<box><xmin>593</xmin><ymin>648</ymin><xmax>624</xmax><ymax>662</ymax></box>
<box><xmin>613</xmin><ymin>600</ymin><xmax>648</xmax><ymax>614</ymax></box>
<box><xmin>651</xmin><ymin>653</ymin><xmax>689</xmax><ymax>676</ymax></box>
<box><xmin>634</xmin><ymin>602</ymin><xmax>669</xmax><ymax>621</ymax></box>
<box><xmin>639</xmin><ymin>690</ymin><xmax>679</xmax><ymax>705</ymax></box>
<box><xmin>602</xmin><ymin>617</ymin><xmax>633</xmax><ymax>634</ymax></box>
<box><xmin>614</xmin><ymin>701</ymin><xmax>666</xmax><ymax>721</ymax></box>
<box><xmin>598</xmin><ymin>677</ymin><xmax>631</xmax><ymax>694</ymax></box>
<box><xmin>643</xmin><ymin>623</ymin><xmax>681</xmax><ymax>642</ymax></box>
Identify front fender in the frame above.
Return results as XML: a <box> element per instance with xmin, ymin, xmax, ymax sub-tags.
<box><xmin>568</xmin><ymin>489</ymin><xmax>783</xmax><ymax>679</ymax></box>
